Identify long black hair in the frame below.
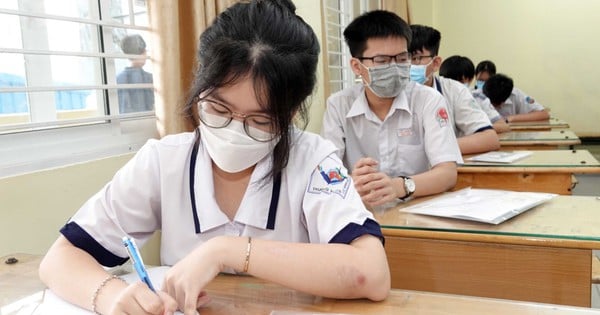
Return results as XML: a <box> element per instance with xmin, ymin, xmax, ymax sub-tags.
<box><xmin>183</xmin><ymin>0</ymin><xmax>320</xmax><ymax>179</ymax></box>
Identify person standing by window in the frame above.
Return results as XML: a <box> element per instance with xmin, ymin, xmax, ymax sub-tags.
<box><xmin>117</xmin><ymin>34</ymin><xmax>154</xmax><ymax>113</ymax></box>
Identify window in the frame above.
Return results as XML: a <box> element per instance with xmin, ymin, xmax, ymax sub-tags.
<box><xmin>0</xmin><ymin>0</ymin><xmax>157</xmax><ymax>178</ymax></box>
<box><xmin>322</xmin><ymin>0</ymin><xmax>381</xmax><ymax>94</ymax></box>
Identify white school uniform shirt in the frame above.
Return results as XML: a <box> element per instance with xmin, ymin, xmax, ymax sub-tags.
<box><xmin>433</xmin><ymin>76</ymin><xmax>493</xmax><ymax>137</ymax></box>
<box><xmin>320</xmin><ymin>82</ymin><xmax>462</xmax><ymax>178</ymax></box>
<box><xmin>472</xmin><ymin>89</ymin><xmax>502</xmax><ymax>123</ymax></box>
<box><xmin>60</xmin><ymin>129</ymin><xmax>381</xmax><ymax>268</ymax></box>
<box><xmin>472</xmin><ymin>87</ymin><xmax>544</xmax><ymax>117</ymax></box>
<box><xmin>497</xmin><ymin>87</ymin><xmax>545</xmax><ymax>117</ymax></box>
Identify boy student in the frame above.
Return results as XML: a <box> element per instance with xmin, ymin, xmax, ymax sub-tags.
<box><xmin>40</xmin><ymin>1</ymin><xmax>390</xmax><ymax>314</ymax></box>
<box><xmin>408</xmin><ymin>25</ymin><xmax>500</xmax><ymax>154</ymax></box>
<box><xmin>482</xmin><ymin>73</ymin><xmax>550</xmax><ymax>122</ymax></box>
<box><xmin>321</xmin><ymin>10</ymin><xmax>462</xmax><ymax>209</ymax></box>
<box><xmin>439</xmin><ymin>56</ymin><xmax>510</xmax><ymax>133</ymax></box>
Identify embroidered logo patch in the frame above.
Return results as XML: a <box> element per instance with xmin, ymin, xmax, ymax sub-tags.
<box><xmin>435</xmin><ymin>107</ymin><xmax>449</xmax><ymax>127</ymax></box>
<box><xmin>307</xmin><ymin>158</ymin><xmax>351</xmax><ymax>199</ymax></box>
<box><xmin>525</xmin><ymin>96</ymin><xmax>535</xmax><ymax>104</ymax></box>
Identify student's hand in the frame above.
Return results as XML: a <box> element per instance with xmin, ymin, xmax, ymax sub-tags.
<box><xmin>352</xmin><ymin>158</ymin><xmax>402</xmax><ymax>206</ymax></box>
<box><xmin>162</xmin><ymin>238</ymin><xmax>223</xmax><ymax>315</ymax></box>
<box><xmin>110</xmin><ymin>282</ymin><xmax>178</xmax><ymax>315</ymax></box>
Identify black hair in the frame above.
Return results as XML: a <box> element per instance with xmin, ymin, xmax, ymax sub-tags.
<box><xmin>408</xmin><ymin>24</ymin><xmax>441</xmax><ymax>56</ymax></box>
<box><xmin>475</xmin><ymin>60</ymin><xmax>496</xmax><ymax>76</ymax></box>
<box><xmin>343</xmin><ymin>10</ymin><xmax>412</xmax><ymax>58</ymax></box>
<box><xmin>482</xmin><ymin>73</ymin><xmax>513</xmax><ymax>106</ymax></box>
<box><xmin>183</xmin><ymin>0</ymin><xmax>319</xmax><ymax>179</ymax></box>
<box><xmin>439</xmin><ymin>55</ymin><xmax>475</xmax><ymax>82</ymax></box>
<box><xmin>120</xmin><ymin>34</ymin><xmax>146</xmax><ymax>55</ymax></box>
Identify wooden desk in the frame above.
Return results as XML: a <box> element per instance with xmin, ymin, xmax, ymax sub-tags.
<box><xmin>499</xmin><ymin>130</ymin><xmax>580</xmax><ymax>150</ymax></box>
<box><xmin>3</xmin><ymin>253</ymin><xmax>600</xmax><ymax>315</ymax></box>
<box><xmin>373</xmin><ymin>195</ymin><xmax>600</xmax><ymax>307</ymax></box>
<box><xmin>457</xmin><ymin>149</ymin><xmax>600</xmax><ymax>194</ymax></box>
<box><xmin>510</xmin><ymin>117</ymin><xmax>570</xmax><ymax>131</ymax></box>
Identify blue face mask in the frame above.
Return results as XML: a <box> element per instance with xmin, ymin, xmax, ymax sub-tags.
<box><xmin>475</xmin><ymin>80</ymin><xmax>485</xmax><ymax>90</ymax></box>
<box><xmin>410</xmin><ymin>64</ymin><xmax>428</xmax><ymax>84</ymax></box>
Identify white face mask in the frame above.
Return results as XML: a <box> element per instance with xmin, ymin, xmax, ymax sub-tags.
<box><xmin>200</xmin><ymin>120</ymin><xmax>279</xmax><ymax>173</ymax></box>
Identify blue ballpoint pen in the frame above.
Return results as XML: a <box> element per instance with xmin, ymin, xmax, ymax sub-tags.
<box><xmin>122</xmin><ymin>236</ymin><xmax>156</xmax><ymax>292</ymax></box>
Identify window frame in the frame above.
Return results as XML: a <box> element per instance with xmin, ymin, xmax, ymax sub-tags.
<box><xmin>0</xmin><ymin>0</ymin><xmax>157</xmax><ymax>178</ymax></box>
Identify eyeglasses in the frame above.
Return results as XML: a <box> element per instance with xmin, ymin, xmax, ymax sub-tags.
<box><xmin>411</xmin><ymin>55</ymin><xmax>435</xmax><ymax>64</ymax></box>
<box><xmin>197</xmin><ymin>98</ymin><xmax>277</xmax><ymax>142</ymax></box>
<box><xmin>357</xmin><ymin>52</ymin><xmax>411</xmax><ymax>66</ymax></box>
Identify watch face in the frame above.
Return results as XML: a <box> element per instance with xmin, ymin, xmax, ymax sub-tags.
<box><xmin>405</xmin><ymin>178</ymin><xmax>416</xmax><ymax>192</ymax></box>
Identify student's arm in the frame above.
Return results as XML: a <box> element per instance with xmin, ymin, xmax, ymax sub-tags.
<box><xmin>352</xmin><ymin>158</ymin><xmax>457</xmax><ymax>205</ymax></box>
<box><xmin>457</xmin><ymin>128</ymin><xmax>500</xmax><ymax>154</ymax></box>
<box><xmin>320</xmin><ymin>97</ymin><xmax>347</xmax><ymax>159</ymax></box>
<box><xmin>506</xmin><ymin>109</ymin><xmax>550</xmax><ymax>123</ymax></box>
<box><xmin>39</xmin><ymin>236</ymin><xmax>178</xmax><ymax>315</ymax></box>
<box><xmin>492</xmin><ymin>119</ymin><xmax>511</xmax><ymax>133</ymax></box>
<box><xmin>164</xmin><ymin>234</ymin><xmax>389</xmax><ymax>314</ymax></box>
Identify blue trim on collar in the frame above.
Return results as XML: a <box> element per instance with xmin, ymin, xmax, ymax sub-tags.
<box><xmin>60</xmin><ymin>222</ymin><xmax>128</xmax><ymax>267</ymax></box>
<box><xmin>329</xmin><ymin>218</ymin><xmax>385</xmax><ymax>245</ymax></box>
<box><xmin>190</xmin><ymin>130</ymin><xmax>201</xmax><ymax>233</ymax></box>
<box><xmin>189</xmin><ymin>130</ymin><xmax>282</xmax><ymax>233</ymax></box>
<box><xmin>266</xmin><ymin>172</ymin><xmax>282</xmax><ymax>230</ymax></box>
<box><xmin>434</xmin><ymin>77</ymin><xmax>443</xmax><ymax>95</ymax></box>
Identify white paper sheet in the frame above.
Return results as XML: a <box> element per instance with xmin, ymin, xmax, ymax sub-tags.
<box><xmin>400</xmin><ymin>188</ymin><xmax>556</xmax><ymax>224</ymax></box>
<box><xmin>32</xmin><ymin>266</ymin><xmax>187</xmax><ymax>315</ymax></box>
<box><xmin>465</xmin><ymin>151</ymin><xmax>533</xmax><ymax>163</ymax></box>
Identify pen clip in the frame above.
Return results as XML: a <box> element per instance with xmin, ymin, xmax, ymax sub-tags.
<box><xmin>122</xmin><ymin>236</ymin><xmax>156</xmax><ymax>292</ymax></box>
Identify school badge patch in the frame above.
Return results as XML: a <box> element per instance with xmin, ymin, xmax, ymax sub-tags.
<box><xmin>525</xmin><ymin>96</ymin><xmax>535</xmax><ymax>104</ymax></box>
<box><xmin>436</xmin><ymin>107</ymin><xmax>449</xmax><ymax>127</ymax></box>
<box><xmin>307</xmin><ymin>157</ymin><xmax>351</xmax><ymax>199</ymax></box>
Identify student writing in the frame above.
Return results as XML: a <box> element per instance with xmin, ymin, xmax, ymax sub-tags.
<box><xmin>39</xmin><ymin>1</ymin><xmax>390</xmax><ymax>314</ymax></box>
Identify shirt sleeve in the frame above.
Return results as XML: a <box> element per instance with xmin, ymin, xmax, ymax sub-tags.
<box><xmin>513</xmin><ymin>88</ymin><xmax>545</xmax><ymax>114</ymax></box>
<box><xmin>320</xmin><ymin>96</ymin><xmax>347</xmax><ymax>160</ymax></box>
<box><xmin>60</xmin><ymin>140</ymin><xmax>162</xmax><ymax>266</ymax></box>
<box><xmin>302</xmin><ymin>154</ymin><xmax>383</xmax><ymax>245</ymax></box>
<box><xmin>421</xmin><ymin>93</ymin><xmax>464</xmax><ymax>167</ymax></box>
<box><xmin>450</xmin><ymin>85</ymin><xmax>493</xmax><ymax>137</ymax></box>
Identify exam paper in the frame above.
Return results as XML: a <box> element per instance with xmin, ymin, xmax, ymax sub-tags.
<box><xmin>33</xmin><ymin>267</ymin><xmax>187</xmax><ymax>315</ymax></box>
<box><xmin>465</xmin><ymin>151</ymin><xmax>532</xmax><ymax>163</ymax></box>
<box><xmin>400</xmin><ymin>188</ymin><xmax>556</xmax><ymax>224</ymax></box>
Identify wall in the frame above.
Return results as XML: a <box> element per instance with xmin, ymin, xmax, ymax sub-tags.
<box><xmin>410</xmin><ymin>0</ymin><xmax>600</xmax><ymax>137</ymax></box>
<box><xmin>297</xmin><ymin>0</ymin><xmax>327</xmax><ymax>134</ymax></box>
<box><xmin>0</xmin><ymin>155</ymin><xmax>133</xmax><ymax>256</ymax></box>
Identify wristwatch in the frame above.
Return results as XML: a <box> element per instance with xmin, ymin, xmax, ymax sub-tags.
<box><xmin>399</xmin><ymin>176</ymin><xmax>416</xmax><ymax>201</ymax></box>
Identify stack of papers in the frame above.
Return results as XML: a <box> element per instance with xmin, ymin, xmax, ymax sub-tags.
<box><xmin>465</xmin><ymin>151</ymin><xmax>532</xmax><ymax>163</ymax></box>
<box><xmin>400</xmin><ymin>188</ymin><xmax>556</xmax><ymax>224</ymax></box>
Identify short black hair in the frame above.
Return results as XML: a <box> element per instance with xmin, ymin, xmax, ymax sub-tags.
<box><xmin>408</xmin><ymin>24</ymin><xmax>441</xmax><ymax>56</ymax></box>
<box><xmin>343</xmin><ymin>10</ymin><xmax>412</xmax><ymax>58</ymax></box>
<box><xmin>439</xmin><ymin>55</ymin><xmax>475</xmax><ymax>82</ymax></box>
<box><xmin>120</xmin><ymin>34</ymin><xmax>146</xmax><ymax>55</ymax></box>
<box><xmin>475</xmin><ymin>60</ymin><xmax>496</xmax><ymax>76</ymax></box>
<box><xmin>183</xmin><ymin>0</ymin><xmax>319</xmax><ymax>180</ymax></box>
<box><xmin>483</xmin><ymin>73</ymin><xmax>513</xmax><ymax>106</ymax></box>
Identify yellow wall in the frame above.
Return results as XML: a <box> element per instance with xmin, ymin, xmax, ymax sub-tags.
<box><xmin>410</xmin><ymin>0</ymin><xmax>600</xmax><ymax>137</ymax></box>
<box><xmin>297</xmin><ymin>0</ymin><xmax>326</xmax><ymax>134</ymax></box>
<box><xmin>0</xmin><ymin>155</ymin><xmax>133</xmax><ymax>256</ymax></box>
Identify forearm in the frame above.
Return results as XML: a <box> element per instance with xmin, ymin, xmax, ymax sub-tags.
<box><xmin>39</xmin><ymin>236</ymin><xmax>128</xmax><ymax>314</ymax></box>
<box><xmin>411</xmin><ymin>162</ymin><xmax>457</xmax><ymax>197</ymax></box>
<box><xmin>457</xmin><ymin>129</ymin><xmax>500</xmax><ymax>154</ymax></box>
<box><xmin>215</xmin><ymin>234</ymin><xmax>390</xmax><ymax>301</ymax></box>
<box><xmin>493</xmin><ymin>119</ymin><xmax>511</xmax><ymax>133</ymax></box>
<box><xmin>508</xmin><ymin>110</ymin><xmax>549</xmax><ymax>122</ymax></box>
